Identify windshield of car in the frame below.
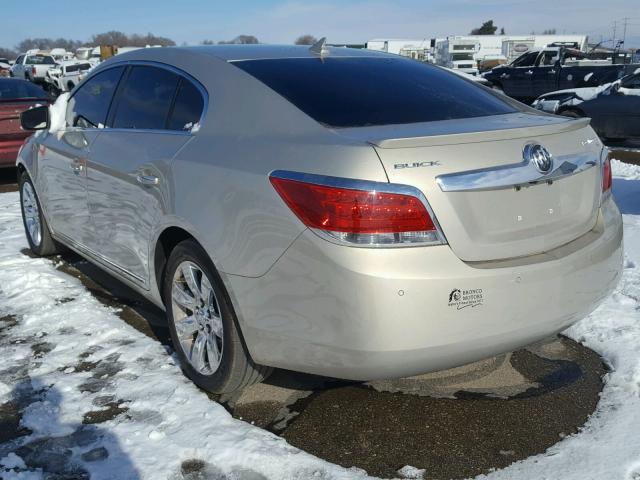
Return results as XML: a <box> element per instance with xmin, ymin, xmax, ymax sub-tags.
<box><xmin>26</xmin><ymin>55</ymin><xmax>56</xmax><ymax>65</ymax></box>
<box><xmin>233</xmin><ymin>57</ymin><xmax>516</xmax><ymax>128</ymax></box>
<box><xmin>0</xmin><ymin>79</ymin><xmax>47</xmax><ymax>99</ymax></box>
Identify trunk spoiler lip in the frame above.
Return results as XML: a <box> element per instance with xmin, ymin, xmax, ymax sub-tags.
<box><xmin>335</xmin><ymin>114</ymin><xmax>590</xmax><ymax>149</ymax></box>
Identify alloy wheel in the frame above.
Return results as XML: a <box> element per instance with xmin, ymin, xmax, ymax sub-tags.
<box><xmin>171</xmin><ymin>261</ymin><xmax>224</xmax><ymax>375</ymax></box>
<box><xmin>21</xmin><ymin>182</ymin><xmax>41</xmax><ymax>247</ymax></box>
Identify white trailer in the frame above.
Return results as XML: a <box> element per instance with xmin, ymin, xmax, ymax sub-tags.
<box><xmin>365</xmin><ymin>38</ymin><xmax>437</xmax><ymax>63</ymax></box>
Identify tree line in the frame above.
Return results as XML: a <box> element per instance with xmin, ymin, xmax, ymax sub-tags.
<box><xmin>0</xmin><ymin>32</ymin><xmax>322</xmax><ymax>59</ymax></box>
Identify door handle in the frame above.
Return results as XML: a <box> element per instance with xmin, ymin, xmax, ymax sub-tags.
<box><xmin>525</xmin><ymin>70</ymin><xmax>534</xmax><ymax>75</ymax></box>
<box><xmin>548</xmin><ymin>69</ymin><xmax>556</xmax><ymax>74</ymax></box>
<box><xmin>136</xmin><ymin>174</ymin><xmax>159</xmax><ymax>186</ymax></box>
<box><xmin>71</xmin><ymin>163</ymin><xmax>84</xmax><ymax>175</ymax></box>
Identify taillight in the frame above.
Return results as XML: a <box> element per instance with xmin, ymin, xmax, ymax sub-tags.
<box><xmin>602</xmin><ymin>155</ymin><xmax>612</xmax><ymax>193</ymax></box>
<box><xmin>270</xmin><ymin>171</ymin><xmax>444</xmax><ymax>246</ymax></box>
<box><xmin>31</xmin><ymin>66</ymin><xmax>36</xmax><ymax>76</ymax></box>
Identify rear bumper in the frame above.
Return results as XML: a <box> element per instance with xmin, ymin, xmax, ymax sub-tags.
<box><xmin>227</xmin><ymin>197</ymin><xmax>623</xmax><ymax>380</ymax></box>
<box><xmin>0</xmin><ymin>139</ymin><xmax>25</xmax><ymax>167</ymax></box>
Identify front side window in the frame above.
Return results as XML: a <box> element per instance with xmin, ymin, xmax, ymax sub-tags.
<box><xmin>622</xmin><ymin>74</ymin><xmax>640</xmax><ymax>89</ymax></box>
<box><xmin>234</xmin><ymin>57</ymin><xmax>515</xmax><ymax>128</ymax></box>
<box><xmin>167</xmin><ymin>79</ymin><xmax>204</xmax><ymax>131</ymax></box>
<box><xmin>66</xmin><ymin>66</ymin><xmax>124</xmax><ymax>128</ymax></box>
<box><xmin>111</xmin><ymin>66</ymin><xmax>179</xmax><ymax>130</ymax></box>
<box><xmin>511</xmin><ymin>52</ymin><xmax>538</xmax><ymax>67</ymax></box>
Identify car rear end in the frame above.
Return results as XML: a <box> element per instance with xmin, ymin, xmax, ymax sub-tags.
<box><xmin>25</xmin><ymin>55</ymin><xmax>57</xmax><ymax>84</ymax></box>
<box><xmin>0</xmin><ymin>79</ymin><xmax>49</xmax><ymax>167</ymax></box>
<box><xmin>224</xmin><ymin>53</ymin><xmax>623</xmax><ymax>380</ymax></box>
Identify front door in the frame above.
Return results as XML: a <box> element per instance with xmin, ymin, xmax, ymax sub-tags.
<box><xmin>38</xmin><ymin>65</ymin><xmax>125</xmax><ymax>246</ymax></box>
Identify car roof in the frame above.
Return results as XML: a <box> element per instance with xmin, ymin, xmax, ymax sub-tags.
<box><xmin>124</xmin><ymin>44</ymin><xmax>395</xmax><ymax>62</ymax></box>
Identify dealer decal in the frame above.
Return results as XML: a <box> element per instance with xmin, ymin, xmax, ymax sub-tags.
<box><xmin>448</xmin><ymin>288</ymin><xmax>484</xmax><ymax>310</ymax></box>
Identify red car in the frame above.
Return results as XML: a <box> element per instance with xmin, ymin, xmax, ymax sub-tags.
<box><xmin>0</xmin><ymin>78</ymin><xmax>50</xmax><ymax>168</ymax></box>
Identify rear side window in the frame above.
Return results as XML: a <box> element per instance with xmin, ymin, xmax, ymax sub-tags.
<box><xmin>66</xmin><ymin>66</ymin><xmax>124</xmax><ymax>128</ymax></box>
<box><xmin>26</xmin><ymin>55</ymin><xmax>55</xmax><ymax>65</ymax></box>
<box><xmin>112</xmin><ymin>66</ymin><xmax>180</xmax><ymax>130</ymax></box>
<box><xmin>233</xmin><ymin>57</ymin><xmax>515</xmax><ymax>128</ymax></box>
<box><xmin>167</xmin><ymin>79</ymin><xmax>204</xmax><ymax>131</ymax></box>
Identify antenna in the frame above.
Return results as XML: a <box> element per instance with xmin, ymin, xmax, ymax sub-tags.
<box><xmin>309</xmin><ymin>37</ymin><xmax>329</xmax><ymax>57</ymax></box>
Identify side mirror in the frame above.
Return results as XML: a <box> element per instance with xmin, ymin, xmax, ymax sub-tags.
<box><xmin>20</xmin><ymin>105</ymin><xmax>49</xmax><ymax>131</ymax></box>
<box><xmin>611</xmin><ymin>83</ymin><xmax>621</xmax><ymax>94</ymax></box>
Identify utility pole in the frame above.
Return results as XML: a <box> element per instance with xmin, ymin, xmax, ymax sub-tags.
<box><xmin>612</xmin><ymin>20</ymin><xmax>617</xmax><ymax>48</ymax></box>
<box><xmin>622</xmin><ymin>17</ymin><xmax>630</xmax><ymax>46</ymax></box>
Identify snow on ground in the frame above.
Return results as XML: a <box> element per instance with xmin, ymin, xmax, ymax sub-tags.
<box><xmin>478</xmin><ymin>160</ymin><xmax>640</xmax><ymax>480</ymax></box>
<box><xmin>0</xmin><ymin>160</ymin><xmax>639</xmax><ymax>480</ymax></box>
<box><xmin>0</xmin><ymin>206</ymin><xmax>365</xmax><ymax>478</ymax></box>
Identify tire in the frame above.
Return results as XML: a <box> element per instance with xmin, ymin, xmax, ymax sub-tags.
<box><xmin>163</xmin><ymin>239</ymin><xmax>271</xmax><ymax>394</ymax></box>
<box><xmin>19</xmin><ymin>172</ymin><xmax>59</xmax><ymax>256</ymax></box>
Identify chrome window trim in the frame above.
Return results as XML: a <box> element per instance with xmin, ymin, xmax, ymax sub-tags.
<box><xmin>436</xmin><ymin>150</ymin><xmax>598</xmax><ymax>193</ymax></box>
<box><xmin>69</xmin><ymin>60</ymin><xmax>209</xmax><ymax>135</ymax></box>
<box><xmin>269</xmin><ymin>169</ymin><xmax>447</xmax><ymax>248</ymax></box>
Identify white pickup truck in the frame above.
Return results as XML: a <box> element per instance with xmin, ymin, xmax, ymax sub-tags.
<box><xmin>44</xmin><ymin>61</ymin><xmax>92</xmax><ymax>94</ymax></box>
<box><xmin>10</xmin><ymin>53</ymin><xmax>57</xmax><ymax>84</ymax></box>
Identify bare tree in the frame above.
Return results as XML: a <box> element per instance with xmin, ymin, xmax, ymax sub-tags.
<box><xmin>218</xmin><ymin>35</ymin><xmax>259</xmax><ymax>45</ymax></box>
<box><xmin>295</xmin><ymin>35</ymin><xmax>317</xmax><ymax>45</ymax></box>
<box><xmin>88</xmin><ymin>31</ymin><xmax>175</xmax><ymax>47</ymax></box>
<box><xmin>542</xmin><ymin>28</ymin><xmax>557</xmax><ymax>35</ymax></box>
<box><xmin>201</xmin><ymin>39</ymin><xmax>215</xmax><ymax>45</ymax></box>
<box><xmin>16</xmin><ymin>38</ymin><xmax>83</xmax><ymax>52</ymax></box>
<box><xmin>0</xmin><ymin>47</ymin><xmax>17</xmax><ymax>59</ymax></box>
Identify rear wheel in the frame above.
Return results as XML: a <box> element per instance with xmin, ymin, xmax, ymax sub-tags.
<box><xmin>19</xmin><ymin>172</ymin><xmax>59</xmax><ymax>256</ymax></box>
<box><xmin>163</xmin><ymin>239</ymin><xmax>271</xmax><ymax>394</ymax></box>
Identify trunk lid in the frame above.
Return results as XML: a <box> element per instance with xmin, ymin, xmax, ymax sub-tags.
<box><xmin>337</xmin><ymin>113</ymin><xmax>604</xmax><ymax>262</ymax></box>
<box><xmin>0</xmin><ymin>101</ymin><xmax>41</xmax><ymax>140</ymax></box>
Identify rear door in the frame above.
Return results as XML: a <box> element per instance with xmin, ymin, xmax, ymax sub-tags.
<box><xmin>85</xmin><ymin>64</ymin><xmax>204</xmax><ymax>286</ymax></box>
<box><xmin>38</xmin><ymin>66</ymin><xmax>124</xmax><ymax>247</ymax></box>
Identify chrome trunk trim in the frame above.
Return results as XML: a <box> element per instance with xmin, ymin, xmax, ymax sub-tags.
<box><xmin>436</xmin><ymin>151</ymin><xmax>597</xmax><ymax>193</ymax></box>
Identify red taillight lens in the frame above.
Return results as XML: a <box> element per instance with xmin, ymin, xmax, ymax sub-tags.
<box><xmin>270</xmin><ymin>175</ymin><xmax>441</xmax><ymax>246</ymax></box>
<box><xmin>602</xmin><ymin>156</ymin><xmax>612</xmax><ymax>193</ymax></box>
<box><xmin>31</xmin><ymin>66</ymin><xmax>36</xmax><ymax>76</ymax></box>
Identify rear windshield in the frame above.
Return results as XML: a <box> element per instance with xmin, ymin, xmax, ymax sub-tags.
<box><xmin>26</xmin><ymin>55</ymin><xmax>56</xmax><ymax>65</ymax></box>
<box><xmin>233</xmin><ymin>57</ymin><xmax>516</xmax><ymax>128</ymax></box>
<box><xmin>0</xmin><ymin>79</ymin><xmax>47</xmax><ymax>100</ymax></box>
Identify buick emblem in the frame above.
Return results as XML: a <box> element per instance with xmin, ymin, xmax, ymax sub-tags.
<box><xmin>524</xmin><ymin>143</ymin><xmax>553</xmax><ymax>174</ymax></box>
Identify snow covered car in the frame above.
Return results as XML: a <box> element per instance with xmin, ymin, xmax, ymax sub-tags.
<box><xmin>532</xmin><ymin>72</ymin><xmax>640</xmax><ymax>141</ymax></box>
<box><xmin>44</xmin><ymin>61</ymin><xmax>92</xmax><ymax>94</ymax></box>
<box><xmin>16</xmin><ymin>45</ymin><xmax>623</xmax><ymax>394</ymax></box>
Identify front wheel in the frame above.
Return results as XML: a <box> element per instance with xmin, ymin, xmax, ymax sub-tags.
<box><xmin>19</xmin><ymin>172</ymin><xmax>60</xmax><ymax>256</ymax></box>
<box><xmin>163</xmin><ymin>239</ymin><xmax>271</xmax><ymax>394</ymax></box>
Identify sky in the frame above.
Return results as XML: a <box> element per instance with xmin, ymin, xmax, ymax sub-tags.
<box><xmin>2</xmin><ymin>0</ymin><xmax>639</xmax><ymax>49</ymax></box>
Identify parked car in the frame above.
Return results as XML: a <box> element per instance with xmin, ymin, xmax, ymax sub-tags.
<box><xmin>0</xmin><ymin>78</ymin><xmax>49</xmax><ymax>167</ymax></box>
<box><xmin>532</xmin><ymin>72</ymin><xmax>640</xmax><ymax>141</ymax></box>
<box><xmin>17</xmin><ymin>46</ymin><xmax>622</xmax><ymax>394</ymax></box>
<box><xmin>483</xmin><ymin>47</ymin><xmax>639</xmax><ymax>103</ymax></box>
<box><xmin>44</xmin><ymin>61</ymin><xmax>93</xmax><ymax>95</ymax></box>
<box><xmin>10</xmin><ymin>53</ymin><xmax>57</xmax><ymax>83</ymax></box>
<box><xmin>0</xmin><ymin>59</ymin><xmax>10</xmax><ymax>77</ymax></box>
